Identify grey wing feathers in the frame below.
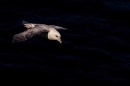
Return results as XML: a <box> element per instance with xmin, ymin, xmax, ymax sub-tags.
<box><xmin>22</xmin><ymin>21</ymin><xmax>36</xmax><ymax>29</ymax></box>
<box><xmin>12</xmin><ymin>33</ymin><xmax>27</xmax><ymax>43</ymax></box>
<box><xmin>12</xmin><ymin>28</ymin><xmax>43</xmax><ymax>43</ymax></box>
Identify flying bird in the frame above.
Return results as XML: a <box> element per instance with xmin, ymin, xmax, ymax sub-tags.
<box><xmin>12</xmin><ymin>21</ymin><xmax>68</xmax><ymax>43</ymax></box>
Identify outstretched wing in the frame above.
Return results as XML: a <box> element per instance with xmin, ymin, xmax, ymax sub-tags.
<box><xmin>49</xmin><ymin>25</ymin><xmax>68</xmax><ymax>30</ymax></box>
<box><xmin>22</xmin><ymin>21</ymin><xmax>36</xmax><ymax>29</ymax></box>
<box><xmin>12</xmin><ymin>27</ymin><xmax>49</xmax><ymax>43</ymax></box>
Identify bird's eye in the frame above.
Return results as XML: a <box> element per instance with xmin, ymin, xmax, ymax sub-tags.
<box><xmin>55</xmin><ymin>35</ymin><xmax>58</xmax><ymax>37</ymax></box>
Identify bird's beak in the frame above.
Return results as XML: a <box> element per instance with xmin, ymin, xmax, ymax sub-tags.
<box><xmin>58</xmin><ymin>39</ymin><xmax>62</xmax><ymax>44</ymax></box>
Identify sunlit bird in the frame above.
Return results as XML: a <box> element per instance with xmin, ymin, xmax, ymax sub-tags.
<box><xmin>12</xmin><ymin>21</ymin><xmax>68</xmax><ymax>43</ymax></box>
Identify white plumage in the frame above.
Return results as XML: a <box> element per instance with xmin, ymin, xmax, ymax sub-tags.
<box><xmin>12</xmin><ymin>21</ymin><xmax>68</xmax><ymax>43</ymax></box>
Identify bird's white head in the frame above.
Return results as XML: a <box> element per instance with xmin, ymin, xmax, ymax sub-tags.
<box><xmin>48</xmin><ymin>29</ymin><xmax>62</xmax><ymax>43</ymax></box>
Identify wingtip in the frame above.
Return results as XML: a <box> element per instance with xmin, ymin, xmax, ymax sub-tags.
<box><xmin>22</xmin><ymin>21</ymin><xmax>29</xmax><ymax>24</ymax></box>
<box><xmin>12</xmin><ymin>39</ymin><xmax>16</xmax><ymax>43</ymax></box>
<box><xmin>12</xmin><ymin>41</ymin><xmax>14</xmax><ymax>43</ymax></box>
<box><xmin>63</xmin><ymin>28</ymin><xmax>70</xmax><ymax>30</ymax></box>
<box><xmin>65</xmin><ymin>28</ymin><xmax>69</xmax><ymax>30</ymax></box>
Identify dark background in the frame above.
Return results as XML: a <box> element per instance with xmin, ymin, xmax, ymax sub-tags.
<box><xmin>0</xmin><ymin>0</ymin><xmax>130</xmax><ymax>85</ymax></box>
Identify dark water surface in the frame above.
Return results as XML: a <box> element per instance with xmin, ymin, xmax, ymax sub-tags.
<box><xmin>0</xmin><ymin>0</ymin><xmax>130</xmax><ymax>85</ymax></box>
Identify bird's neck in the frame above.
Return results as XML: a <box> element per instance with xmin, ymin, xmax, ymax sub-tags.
<box><xmin>48</xmin><ymin>29</ymin><xmax>58</xmax><ymax>40</ymax></box>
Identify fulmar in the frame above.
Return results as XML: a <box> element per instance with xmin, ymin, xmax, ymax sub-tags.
<box><xmin>12</xmin><ymin>21</ymin><xmax>68</xmax><ymax>43</ymax></box>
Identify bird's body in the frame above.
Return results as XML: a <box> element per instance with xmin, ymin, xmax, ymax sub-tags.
<box><xmin>12</xmin><ymin>21</ymin><xmax>67</xmax><ymax>43</ymax></box>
